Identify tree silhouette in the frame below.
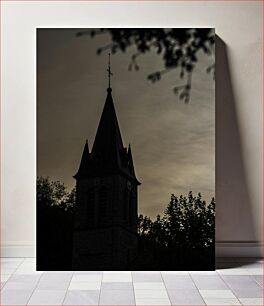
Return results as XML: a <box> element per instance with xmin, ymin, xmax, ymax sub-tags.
<box><xmin>138</xmin><ymin>191</ymin><xmax>215</xmax><ymax>249</ymax></box>
<box><xmin>37</xmin><ymin>177</ymin><xmax>74</xmax><ymax>270</ymax></box>
<box><xmin>37</xmin><ymin>177</ymin><xmax>215</xmax><ymax>270</ymax></box>
<box><xmin>76</xmin><ymin>28</ymin><xmax>215</xmax><ymax>103</ymax></box>
<box><xmin>37</xmin><ymin>176</ymin><xmax>75</xmax><ymax>212</ymax></box>
<box><xmin>136</xmin><ymin>191</ymin><xmax>215</xmax><ymax>269</ymax></box>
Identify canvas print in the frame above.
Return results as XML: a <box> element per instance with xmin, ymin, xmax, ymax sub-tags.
<box><xmin>37</xmin><ymin>28</ymin><xmax>215</xmax><ymax>270</ymax></box>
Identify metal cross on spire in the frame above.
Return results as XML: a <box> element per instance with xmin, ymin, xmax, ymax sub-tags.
<box><xmin>107</xmin><ymin>53</ymin><xmax>113</xmax><ymax>89</ymax></box>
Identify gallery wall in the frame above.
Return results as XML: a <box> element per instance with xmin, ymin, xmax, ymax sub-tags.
<box><xmin>1</xmin><ymin>1</ymin><xmax>262</xmax><ymax>257</ymax></box>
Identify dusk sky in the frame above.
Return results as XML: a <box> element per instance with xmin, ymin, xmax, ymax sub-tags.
<box><xmin>37</xmin><ymin>29</ymin><xmax>215</xmax><ymax>218</ymax></box>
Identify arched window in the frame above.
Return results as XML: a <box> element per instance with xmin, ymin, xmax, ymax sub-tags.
<box><xmin>99</xmin><ymin>186</ymin><xmax>108</xmax><ymax>225</ymax></box>
<box><xmin>86</xmin><ymin>188</ymin><xmax>95</xmax><ymax>226</ymax></box>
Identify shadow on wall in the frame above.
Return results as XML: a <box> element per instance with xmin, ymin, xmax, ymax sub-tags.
<box><xmin>216</xmin><ymin>36</ymin><xmax>258</xmax><ymax>264</ymax></box>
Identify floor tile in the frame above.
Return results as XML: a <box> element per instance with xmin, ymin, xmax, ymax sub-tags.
<box><xmin>0</xmin><ymin>257</ymin><xmax>263</xmax><ymax>306</ymax></box>
<box><xmin>101</xmin><ymin>281</ymin><xmax>133</xmax><ymax>290</ymax></box>
<box><xmin>189</xmin><ymin>270</ymin><xmax>217</xmax><ymax>275</ymax></box>
<box><xmin>217</xmin><ymin>268</ymin><xmax>249</xmax><ymax>275</ymax></box>
<box><xmin>102</xmin><ymin>272</ymin><xmax>132</xmax><ymax>282</ymax></box>
<box><xmin>135</xmin><ymin>298</ymin><xmax>171</xmax><ymax>305</ymax></box>
<box><xmin>103</xmin><ymin>270</ymin><xmax>131</xmax><ymax>274</ymax></box>
<box><xmin>132</xmin><ymin>271</ymin><xmax>162</xmax><ymax>282</ymax></box>
<box><xmin>239</xmin><ymin>298</ymin><xmax>264</xmax><ymax>305</ymax></box>
<box><xmin>203</xmin><ymin>297</ymin><xmax>241</xmax><ymax>305</ymax></box>
<box><xmin>8</xmin><ymin>274</ymin><xmax>41</xmax><ymax>283</ymax></box>
<box><xmin>1</xmin><ymin>262</ymin><xmax>22</xmax><ymax>269</ymax></box>
<box><xmin>44</xmin><ymin>271</ymin><xmax>72</xmax><ymax>274</ymax></box>
<box><xmin>163</xmin><ymin>275</ymin><xmax>196</xmax><ymax>289</ymax></box>
<box><xmin>23</xmin><ymin>258</ymin><xmax>36</xmax><ymax>263</ymax></box>
<box><xmin>3</xmin><ymin>280</ymin><xmax>37</xmax><ymax>290</ymax></box>
<box><xmin>135</xmin><ymin>289</ymin><xmax>169</xmax><ymax>299</ymax></box>
<box><xmin>28</xmin><ymin>289</ymin><xmax>66</xmax><ymax>305</ymax></box>
<box><xmin>99</xmin><ymin>289</ymin><xmax>135</xmax><ymax>305</ymax></box>
<box><xmin>134</xmin><ymin>289</ymin><xmax>168</xmax><ymax>300</ymax></box>
<box><xmin>221</xmin><ymin>275</ymin><xmax>261</xmax><ymax>289</ymax></box>
<box><xmin>167</xmin><ymin>289</ymin><xmax>205</xmax><ymax>305</ymax></box>
<box><xmin>68</xmin><ymin>281</ymin><xmax>101</xmax><ymax>290</ymax></box>
<box><xmin>1</xmin><ymin>288</ymin><xmax>33</xmax><ymax>305</ymax></box>
<box><xmin>192</xmin><ymin>275</ymin><xmax>228</xmax><ymax>290</ymax></box>
<box><xmin>252</xmin><ymin>275</ymin><xmax>263</xmax><ymax>287</ymax></box>
<box><xmin>71</xmin><ymin>274</ymin><xmax>101</xmax><ymax>282</ymax></box>
<box><xmin>199</xmin><ymin>289</ymin><xmax>237</xmax><ymax>298</ymax></box>
<box><xmin>63</xmin><ymin>290</ymin><xmax>100</xmax><ymax>305</ymax></box>
<box><xmin>231</xmin><ymin>287</ymin><xmax>263</xmax><ymax>298</ymax></box>
<box><xmin>2</xmin><ymin>267</ymin><xmax>18</xmax><ymax>274</ymax></box>
<box><xmin>15</xmin><ymin>263</ymin><xmax>42</xmax><ymax>275</ymax></box>
<box><xmin>1</xmin><ymin>274</ymin><xmax>11</xmax><ymax>282</ymax></box>
<box><xmin>37</xmin><ymin>273</ymin><xmax>72</xmax><ymax>290</ymax></box>
<box><xmin>161</xmin><ymin>270</ymin><xmax>189</xmax><ymax>275</ymax></box>
<box><xmin>74</xmin><ymin>270</ymin><xmax>103</xmax><ymax>274</ymax></box>
<box><xmin>134</xmin><ymin>282</ymin><xmax>166</xmax><ymax>290</ymax></box>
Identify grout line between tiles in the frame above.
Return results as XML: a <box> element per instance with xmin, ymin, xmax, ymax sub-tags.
<box><xmin>131</xmin><ymin>271</ymin><xmax>137</xmax><ymax>306</ymax></box>
<box><xmin>159</xmin><ymin>270</ymin><xmax>172</xmax><ymax>306</ymax></box>
<box><xmin>1</xmin><ymin>257</ymin><xmax>27</xmax><ymax>290</ymax></box>
<box><xmin>97</xmin><ymin>270</ymin><xmax>104</xmax><ymax>306</ymax></box>
<box><xmin>25</xmin><ymin>268</ymin><xmax>45</xmax><ymax>305</ymax></box>
<box><xmin>188</xmin><ymin>271</ymin><xmax>207</xmax><ymax>305</ymax></box>
<box><xmin>249</xmin><ymin>274</ymin><xmax>263</xmax><ymax>288</ymax></box>
<box><xmin>217</xmin><ymin>272</ymin><xmax>243</xmax><ymax>305</ymax></box>
<box><xmin>61</xmin><ymin>271</ymin><xmax>74</xmax><ymax>306</ymax></box>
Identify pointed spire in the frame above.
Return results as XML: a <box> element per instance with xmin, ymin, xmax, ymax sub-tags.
<box><xmin>91</xmin><ymin>89</ymin><xmax>123</xmax><ymax>168</ymax></box>
<box><xmin>73</xmin><ymin>140</ymin><xmax>90</xmax><ymax>179</ymax></box>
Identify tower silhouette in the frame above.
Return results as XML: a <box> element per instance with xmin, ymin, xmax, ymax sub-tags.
<box><xmin>72</xmin><ymin>60</ymin><xmax>140</xmax><ymax>269</ymax></box>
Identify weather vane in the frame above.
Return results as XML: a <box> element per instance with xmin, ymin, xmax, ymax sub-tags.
<box><xmin>107</xmin><ymin>53</ymin><xmax>113</xmax><ymax>89</ymax></box>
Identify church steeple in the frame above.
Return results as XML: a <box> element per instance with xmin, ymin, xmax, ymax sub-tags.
<box><xmin>74</xmin><ymin>56</ymin><xmax>140</xmax><ymax>185</ymax></box>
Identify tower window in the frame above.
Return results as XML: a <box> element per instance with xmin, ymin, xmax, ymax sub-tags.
<box><xmin>99</xmin><ymin>186</ymin><xmax>108</xmax><ymax>225</ymax></box>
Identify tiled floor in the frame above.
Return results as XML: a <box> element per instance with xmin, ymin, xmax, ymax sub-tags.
<box><xmin>0</xmin><ymin>257</ymin><xmax>263</xmax><ymax>305</ymax></box>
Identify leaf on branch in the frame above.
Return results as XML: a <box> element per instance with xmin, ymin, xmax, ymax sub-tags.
<box><xmin>85</xmin><ymin>28</ymin><xmax>215</xmax><ymax>103</ymax></box>
<box><xmin>147</xmin><ymin>72</ymin><xmax>161</xmax><ymax>83</ymax></box>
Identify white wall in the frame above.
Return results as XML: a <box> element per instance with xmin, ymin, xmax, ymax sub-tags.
<box><xmin>1</xmin><ymin>1</ymin><xmax>262</xmax><ymax>257</ymax></box>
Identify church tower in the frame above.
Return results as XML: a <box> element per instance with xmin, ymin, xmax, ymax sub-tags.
<box><xmin>72</xmin><ymin>59</ymin><xmax>140</xmax><ymax>270</ymax></box>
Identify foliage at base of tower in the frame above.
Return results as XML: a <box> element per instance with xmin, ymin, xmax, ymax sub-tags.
<box><xmin>37</xmin><ymin>177</ymin><xmax>75</xmax><ymax>270</ymax></box>
<box><xmin>135</xmin><ymin>192</ymin><xmax>215</xmax><ymax>269</ymax></box>
<box><xmin>37</xmin><ymin>177</ymin><xmax>215</xmax><ymax>270</ymax></box>
<box><xmin>138</xmin><ymin>191</ymin><xmax>215</xmax><ymax>248</ymax></box>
